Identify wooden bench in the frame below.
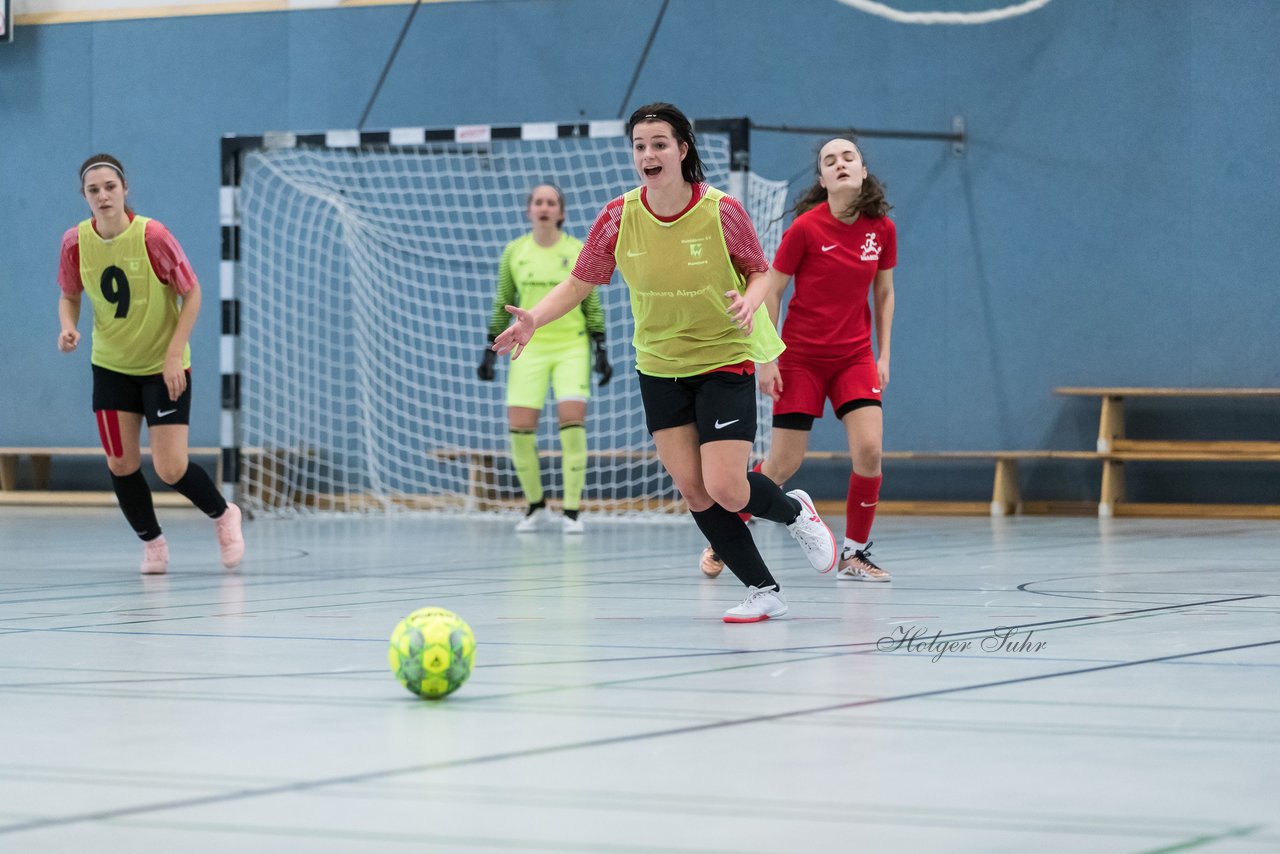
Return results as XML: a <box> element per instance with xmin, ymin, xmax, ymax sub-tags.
<box><xmin>425</xmin><ymin>447</ymin><xmax>663</xmax><ymax>511</ymax></box>
<box><xmin>802</xmin><ymin>450</ymin><xmax>1101</xmax><ymax>517</ymax></box>
<box><xmin>1055</xmin><ymin>387</ymin><xmax>1280</xmax><ymax>517</ymax></box>
<box><xmin>0</xmin><ymin>446</ymin><xmax>222</xmax><ymax>493</ymax></box>
<box><xmin>423</xmin><ymin>447</ymin><xmax>1107</xmax><ymax>516</ymax></box>
<box><xmin>11</xmin><ymin>427</ymin><xmax>1270</xmax><ymax>518</ymax></box>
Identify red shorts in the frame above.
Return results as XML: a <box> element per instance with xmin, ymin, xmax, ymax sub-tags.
<box><xmin>774</xmin><ymin>350</ymin><xmax>881</xmax><ymax>418</ymax></box>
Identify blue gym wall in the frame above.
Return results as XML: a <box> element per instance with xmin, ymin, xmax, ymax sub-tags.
<box><xmin>1</xmin><ymin>0</ymin><xmax>1277</xmax><ymax>501</ymax></box>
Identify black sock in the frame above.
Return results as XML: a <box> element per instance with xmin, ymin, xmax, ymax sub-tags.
<box><xmin>167</xmin><ymin>464</ymin><xmax>229</xmax><ymax>518</ymax></box>
<box><xmin>690</xmin><ymin>504</ymin><xmax>779</xmax><ymax>591</ymax></box>
<box><xmin>742</xmin><ymin>471</ymin><xmax>801</xmax><ymax>524</ymax></box>
<box><xmin>110</xmin><ymin>469</ymin><xmax>162</xmax><ymax>541</ymax></box>
<box><xmin>526</xmin><ymin>498</ymin><xmax>546</xmax><ymax>516</ymax></box>
<box><xmin>563</xmin><ymin>508</ymin><xmax>579</xmax><ymax>521</ymax></box>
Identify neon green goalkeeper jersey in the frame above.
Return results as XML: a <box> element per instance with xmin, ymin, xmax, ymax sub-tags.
<box><xmin>488</xmin><ymin>232</ymin><xmax>604</xmax><ymax>347</ymax></box>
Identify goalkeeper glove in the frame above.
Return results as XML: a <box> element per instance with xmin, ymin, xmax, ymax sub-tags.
<box><xmin>477</xmin><ymin>336</ymin><xmax>497</xmax><ymax>381</ymax></box>
<box><xmin>590</xmin><ymin>332</ymin><xmax>612</xmax><ymax>387</ymax></box>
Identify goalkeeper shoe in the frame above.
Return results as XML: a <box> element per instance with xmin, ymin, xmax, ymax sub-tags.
<box><xmin>515</xmin><ymin>506</ymin><xmax>551</xmax><ymax>533</ymax></box>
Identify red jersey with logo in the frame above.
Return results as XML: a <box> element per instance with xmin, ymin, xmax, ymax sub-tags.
<box><xmin>772</xmin><ymin>204</ymin><xmax>896</xmax><ymax>358</ymax></box>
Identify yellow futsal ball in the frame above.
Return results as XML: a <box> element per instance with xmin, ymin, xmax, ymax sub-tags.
<box><xmin>388</xmin><ymin>607</ymin><xmax>476</xmax><ymax>699</ymax></box>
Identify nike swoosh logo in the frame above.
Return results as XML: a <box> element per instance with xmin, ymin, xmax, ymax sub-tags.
<box><xmin>821</xmin><ymin>244</ymin><xmax>837</xmax><ymax>252</ymax></box>
<box><xmin>714</xmin><ymin>419</ymin><xmax>740</xmax><ymax>430</ymax></box>
<box><xmin>156</xmin><ymin>409</ymin><xmax>177</xmax><ymax>418</ymax></box>
<box><xmin>860</xmin><ymin>501</ymin><xmax>878</xmax><ymax>508</ymax></box>
<box><xmin>626</xmin><ymin>250</ymin><xmax>647</xmax><ymax>257</ymax></box>
<box><xmin>872</xmin><ymin>387</ymin><xmax>881</xmax><ymax>393</ymax></box>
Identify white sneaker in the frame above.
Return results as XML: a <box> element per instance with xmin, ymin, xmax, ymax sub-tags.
<box><xmin>515</xmin><ymin>506</ymin><xmax>550</xmax><ymax>533</ymax></box>
<box><xmin>785</xmin><ymin>489</ymin><xmax>837</xmax><ymax>573</ymax></box>
<box><xmin>723</xmin><ymin>585</ymin><xmax>788</xmax><ymax>623</ymax></box>
<box><xmin>562</xmin><ymin>515</ymin><xmax>585</xmax><ymax>535</ymax></box>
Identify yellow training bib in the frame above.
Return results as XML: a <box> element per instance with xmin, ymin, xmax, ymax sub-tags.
<box><xmin>614</xmin><ymin>187</ymin><xmax>782</xmax><ymax>377</ymax></box>
<box><xmin>78</xmin><ymin>216</ymin><xmax>190</xmax><ymax>375</ymax></box>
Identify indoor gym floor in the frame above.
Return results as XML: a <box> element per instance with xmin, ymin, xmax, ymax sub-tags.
<box><xmin>0</xmin><ymin>506</ymin><xmax>1275</xmax><ymax>852</ymax></box>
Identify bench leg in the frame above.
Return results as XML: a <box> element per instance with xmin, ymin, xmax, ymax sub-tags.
<box><xmin>30</xmin><ymin>455</ymin><xmax>53</xmax><ymax>490</ymax></box>
<box><xmin>467</xmin><ymin>453</ymin><xmax>498</xmax><ymax>512</ymax></box>
<box><xmin>0</xmin><ymin>454</ymin><xmax>16</xmax><ymax>491</ymax></box>
<box><xmin>1098</xmin><ymin>396</ymin><xmax>1124</xmax><ymax>453</ymax></box>
<box><xmin>991</xmin><ymin>458</ymin><xmax>1020</xmax><ymax>516</ymax></box>
<box><xmin>1100</xmin><ymin>459</ymin><xmax>1125</xmax><ymax>517</ymax></box>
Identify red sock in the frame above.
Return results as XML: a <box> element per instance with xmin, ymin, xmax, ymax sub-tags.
<box><xmin>845</xmin><ymin>472</ymin><xmax>882</xmax><ymax>544</ymax></box>
<box><xmin>740</xmin><ymin>461</ymin><xmax>764</xmax><ymax>522</ymax></box>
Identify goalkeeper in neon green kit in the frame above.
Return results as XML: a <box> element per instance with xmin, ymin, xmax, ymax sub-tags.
<box><xmin>478</xmin><ymin>183</ymin><xmax>611</xmax><ymax>533</ymax></box>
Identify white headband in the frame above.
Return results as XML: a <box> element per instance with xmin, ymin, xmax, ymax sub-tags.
<box><xmin>81</xmin><ymin>162</ymin><xmax>125</xmax><ymax>184</ymax></box>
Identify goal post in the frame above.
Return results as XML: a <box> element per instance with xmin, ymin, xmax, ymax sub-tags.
<box><xmin>219</xmin><ymin>119</ymin><xmax>789</xmax><ymax>517</ymax></box>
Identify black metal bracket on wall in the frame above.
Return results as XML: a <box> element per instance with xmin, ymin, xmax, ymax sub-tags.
<box><xmin>750</xmin><ymin>117</ymin><xmax>967</xmax><ymax>157</ymax></box>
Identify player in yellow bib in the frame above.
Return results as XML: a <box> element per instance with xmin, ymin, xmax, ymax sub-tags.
<box><xmin>56</xmin><ymin>154</ymin><xmax>245</xmax><ymax>575</ymax></box>
<box><xmin>494</xmin><ymin>103</ymin><xmax>838</xmax><ymax>623</ymax></box>
<box><xmin>478</xmin><ymin>184</ymin><xmax>611</xmax><ymax>534</ymax></box>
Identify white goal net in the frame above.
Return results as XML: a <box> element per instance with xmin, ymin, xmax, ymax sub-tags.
<box><xmin>230</xmin><ymin>126</ymin><xmax>788</xmax><ymax>516</ymax></box>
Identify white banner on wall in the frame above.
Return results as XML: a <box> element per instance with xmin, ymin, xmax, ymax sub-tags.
<box><xmin>13</xmin><ymin>0</ymin><xmax>471</xmax><ymax>25</ymax></box>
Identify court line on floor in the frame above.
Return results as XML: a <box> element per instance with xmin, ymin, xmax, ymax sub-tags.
<box><xmin>1136</xmin><ymin>823</ymin><xmax>1264</xmax><ymax>853</ymax></box>
<box><xmin>0</xmin><ymin>592</ymin><xmax>1267</xmax><ymax>673</ymax></box>
<box><xmin>1</xmin><ymin>635</ymin><xmax>1276</xmax><ymax>836</ymax></box>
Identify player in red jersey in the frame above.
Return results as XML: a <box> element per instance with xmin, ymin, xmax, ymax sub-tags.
<box><xmin>700</xmin><ymin>137</ymin><xmax>895</xmax><ymax>581</ymax></box>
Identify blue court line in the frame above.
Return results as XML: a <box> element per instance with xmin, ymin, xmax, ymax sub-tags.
<box><xmin>0</xmin><ymin>592</ymin><xmax>1268</xmax><ymax>656</ymax></box>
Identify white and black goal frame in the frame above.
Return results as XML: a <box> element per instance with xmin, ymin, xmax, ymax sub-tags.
<box><xmin>216</xmin><ymin>117</ymin><xmax>753</xmax><ymax>503</ymax></box>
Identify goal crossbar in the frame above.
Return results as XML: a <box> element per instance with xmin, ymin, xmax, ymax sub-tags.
<box><xmin>219</xmin><ymin>118</ymin><xmax>786</xmax><ymax>517</ymax></box>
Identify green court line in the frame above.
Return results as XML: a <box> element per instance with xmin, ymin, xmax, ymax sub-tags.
<box><xmin>1137</xmin><ymin>823</ymin><xmax>1264</xmax><ymax>853</ymax></box>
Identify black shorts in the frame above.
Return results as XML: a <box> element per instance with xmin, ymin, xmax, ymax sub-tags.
<box><xmin>637</xmin><ymin>369</ymin><xmax>756</xmax><ymax>443</ymax></box>
<box><xmin>92</xmin><ymin>364</ymin><xmax>192</xmax><ymax>427</ymax></box>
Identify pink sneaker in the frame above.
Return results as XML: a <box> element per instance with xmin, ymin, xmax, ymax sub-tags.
<box><xmin>837</xmin><ymin>542</ymin><xmax>891</xmax><ymax>582</ymax></box>
<box><xmin>699</xmin><ymin>546</ymin><xmax>725</xmax><ymax>578</ymax></box>
<box><xmin>214</xmin><ymin>503</ymin><xmax>245</xmax><ymax>569</ymax></box>
<box><xmin>141</xmin><ymin>535</ymin><xmax>169</xmax><ymax>575</ymax></box>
